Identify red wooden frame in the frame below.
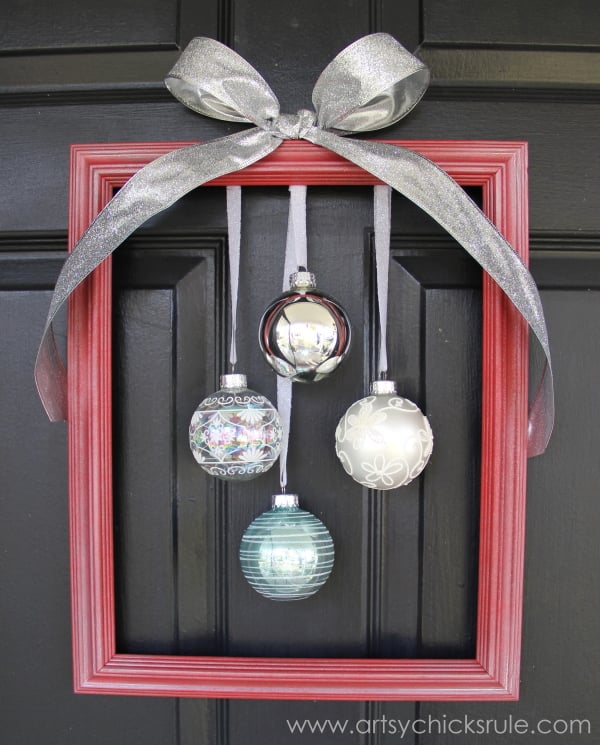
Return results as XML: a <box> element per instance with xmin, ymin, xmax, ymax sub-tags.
<box><xmin>68</xmin><ymin>139</ymin><xmax>528</xmax><ymax>700</ymax></box>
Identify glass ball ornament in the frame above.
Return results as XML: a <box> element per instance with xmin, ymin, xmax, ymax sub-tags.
<box><xmin>258</xmin><ymin>271</ymin><xmax>351</xmax><ymax>382</ymax></box>
<box><xmin>335</xmin><ymin>379</ymin><xmax>433</xmax><ymax>490</ymax></box>
<box><xmin>239</xmin><ymin>493</ymin><xmax>335</xmax><ymax>601</ymax></box>
<box><xmin>189</xmin><ymin>373</ymin><xmax>282</xmax><ymax>481</ymax></box>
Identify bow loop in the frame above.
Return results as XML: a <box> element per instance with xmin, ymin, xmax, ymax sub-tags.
<box><xmin>165</xmin><ymin>37</ymin><xmax>280</xmax><ymax>128</ymax></box>
<box><xmin>312</xmin><ymin>33</ymin><xmax>429</xmax><ymax>133</ymax></box>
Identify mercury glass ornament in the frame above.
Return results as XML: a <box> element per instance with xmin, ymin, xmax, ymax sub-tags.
<box><xmin>189</xmin><ymin>374</ymin><xmax>282</xmax><ymax>481</ymax></box>
<box><xmin>239</xmin><ymin>493</ymin><xmax>335</xmax><ymax>601</ymax></box>
<box><xmin>259</xmin><ymin>271</ymin><xmax>351</xmax><ymax>382</ymax></box>
<box><xmin>335</xmin><ymin>380</ymin><xmax>433</xmax><ymax>490</ymax></box>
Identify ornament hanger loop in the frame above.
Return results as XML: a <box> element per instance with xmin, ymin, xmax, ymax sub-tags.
<box><xmin>226</xmin><ymin>185</ymin><xmax>242</xmax><ymax>372</ymax></box>
<box><xmin>278</xmin><ymin>184</ymin><xmax>307</xmax><ymax>492</ymax></box>
<box><xmin>374</xmin><ymin>184</ymin><xmax>392</xmax><ymax>379</ymax></box>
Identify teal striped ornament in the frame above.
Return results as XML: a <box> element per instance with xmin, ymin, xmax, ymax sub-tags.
<box><xmin>239</xmin><ymin>494</ymin><xmax>335</xmax><ymax>601</ymax></box>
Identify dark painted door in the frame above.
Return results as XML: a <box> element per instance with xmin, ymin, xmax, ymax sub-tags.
<box><xmin>2</xmin><ymin>2</ymin><xmax>599</xmax><ymax>744</ymax></box>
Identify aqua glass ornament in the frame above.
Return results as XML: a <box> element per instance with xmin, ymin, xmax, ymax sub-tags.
<box><xmin>335</xmin><ymin>379</ymin><xmax>433</xmax><ymax>490</ymax></box>
<box><xmin>239</xmin><ymin>493</ymin><xmax>335</xmax><ymax>601</ymax></box>
<box><xmin>258</xmin><ymin>271</ymin><xmax>351</xmax><ymax>382</ymax></box>
<box><xmin>189</xmin><ymin>373</ymin><xmax>282</xmax><ymax>481</ymax></box>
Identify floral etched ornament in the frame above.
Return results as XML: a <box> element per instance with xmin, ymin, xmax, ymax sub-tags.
<box><xmin>189</xmin><ymin>373</ymin><xmax>283</xmax><ymax>481</ymax></box>
<box><xmin>335</xmin><ymin>379</ymin><xmax>433</xmax><ymax>490</ymax></box>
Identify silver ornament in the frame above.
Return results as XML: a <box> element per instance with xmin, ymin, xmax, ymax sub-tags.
<box><xmin>335</xmin><ymin>380</ymin><xmax>433</xmax><ymax>489</ymax></box>
<box><xmin>258</xmin><ymin>271</ymin><xmax>351</xmax><ymax>382</ymax></box>
<box><xmin>189</xmin><ymin>373</ymin><xmax>282</xmax><ymax>481</ymax></box>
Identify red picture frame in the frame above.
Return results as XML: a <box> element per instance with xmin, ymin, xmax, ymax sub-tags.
<box><xmin>68</xmin><ymin>139</ymin><xmax>528</xmax><ymax>700</ymax></box>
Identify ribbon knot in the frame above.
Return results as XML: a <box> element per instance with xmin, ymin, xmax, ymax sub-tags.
<box><xmin>271</xmin><ymin>109</ymin><xmax>317</xmax><ymax>140</ymax></box>
<box><xmin>35</xmin><ymin>33</ymin><xmax>554</xmax><ymax>457</ymax></box>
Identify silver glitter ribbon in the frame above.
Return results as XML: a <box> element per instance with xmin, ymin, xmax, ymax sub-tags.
<box><xmin>35</xmin><ymin>33</ymin><xmax>553</xmax><ymax>456</ymax></box>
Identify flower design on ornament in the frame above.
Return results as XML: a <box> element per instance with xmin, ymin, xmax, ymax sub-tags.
<box><xmin>238</xmin><ymin>446</ymin><xmax>268</xmax><ymax>463</ymax></box>
<box><xmin>344</xmin><ymin>398</ymin><xmax>387</xmax><ymax>449</ymax></box>
<box><xmin>362</xmin><ymin>454</ymin><xmax>408</xmax><ymax>488</ymax></box>
<box><xmin>238</xmin><ymin>407</ymin><xmax>268</xmax><ymax>425</ymax></box>
<box><xmin>207</xmin><ymin>445</ymin><xmax>231</xmax><ymax>462</ymax></box>
<box><xmin>191</xmin><ymin>445</ymin><xmax>206</xmax><ymax>462</ymax></box>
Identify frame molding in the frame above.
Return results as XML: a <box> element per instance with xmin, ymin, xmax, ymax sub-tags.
<box><xmin>68</xmin><ymin>138</ymin><xmax>528</xmax><ymax>699</ymax></box>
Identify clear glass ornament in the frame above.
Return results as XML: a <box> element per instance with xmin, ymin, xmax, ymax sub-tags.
<box><xmin>258</xmin><ymin>271</ymin><xmax>351</xmax><ymax>382</ymax></box>
<box><xmin>189</xmin><ymin>373</ymin><xmax>282</xmax><ymax>481</ymax></box>
<box><xmin>239</xmin><ymin>493</ymin><xmax>335</xmax><ymax>601</ymax></box>
<box><xmin>335</xmin><ymin>379</ymin><xmax>433</xmax><ymax>489</ymax></box>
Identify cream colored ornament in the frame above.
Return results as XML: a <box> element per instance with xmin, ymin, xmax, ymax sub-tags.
<box><xmin>335</xmin><ymin>380</ymin><xmax>433</xmax><ymax>490</ymax></box>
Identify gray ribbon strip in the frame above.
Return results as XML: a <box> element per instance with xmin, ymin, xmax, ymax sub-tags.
<box><xmin>35</xmin><ymin>33</ymin><xmax>553</xmax><ymax>456</ymax></box>
<box><xmin>374</xmin><ymin>184</ymin><xmax>392</xmax><ymax>377</ymax></box>
<box><xmin>226</xmin><ymin>185</ymin><xmax>242</xmax><ymax>370</ymax></box>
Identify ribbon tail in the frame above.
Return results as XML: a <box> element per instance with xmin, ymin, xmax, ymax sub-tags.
<box><xmin>309</xmin><ymin>131</ymin><xmax>554</xmax><ymax>457</ymax></box>
<box><xmin>36</xmin><ymin>128</ymin><xmax>280</xmax><ymax>421</ymax></box>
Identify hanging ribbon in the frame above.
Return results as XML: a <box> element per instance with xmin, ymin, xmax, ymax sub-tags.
<box><xmin>278</xmin><ymin>185</ymin><xmax>308</xmax><ymax>491</ymax></box>
<box><xmin>283</xmin><ymin>185</ymin><xmax>308</xmax><ymax>282</ymax></box>
<box><xmin>225</xmin><ymin>185</ymin><xmax>241</xmax><ymax>370</ymax></box>
<box><xmin>374</xmin><ymin>185</ymin><xmax>392</xmax><ymax>378</ymax></box>
<box><xmin>35</xmin><ymin>33</ymin><xmax>553</xmax><ymax>456</ymax></box>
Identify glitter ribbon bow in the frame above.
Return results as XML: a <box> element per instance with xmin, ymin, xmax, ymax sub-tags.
<box><xmin>35</xmin><ymin>33</ymin><xmax>553</xmax><ymax>455</ymax></box>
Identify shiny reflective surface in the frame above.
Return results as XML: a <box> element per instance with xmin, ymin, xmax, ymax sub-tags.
<box><xmin>259</xmin><ymin>288</ymin><xmax>351</xmax><ymax>382</ymax></box>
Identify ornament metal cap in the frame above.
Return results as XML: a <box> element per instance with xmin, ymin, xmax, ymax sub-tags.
<box><xmin>289</xmin><ymin>271</ymin><xmax>317</xmax><ymax>290</ymax></box>
<box><xmin>220</xmin><ymin>373</ymin><xmax>248</xmax><ymax>390</ymax></box>
<box><xmin>272</xmin><ymin>493</ymin><xmax>300</xmax><ymax>508</ymax></box>
<box><xmin>370</xmin><ymin>379</ymin><xmax>397</xmax><ymax>395</ymax></box>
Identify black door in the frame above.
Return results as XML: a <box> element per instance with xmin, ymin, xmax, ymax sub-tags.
<box><xmin>2</xmin><ymin>2</ymin><xmax>599</xmax><ymax>744</ymax></box>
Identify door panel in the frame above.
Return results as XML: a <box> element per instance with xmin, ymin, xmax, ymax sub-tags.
<box><xmin>1</xmin><ymin>0</ymin><xmax>178</xmax><ymax>51</ymax></box>
<box><xmin>0</xmin><ymin>252</ymin><xmax>179</xmax><ymax>744</ymax></box>
<box><xmin>424</xmin><ymin>0</ymin><xmax>598</xmax><ymax>45</ymax></box>
<box><xmin>114</xmin><ymin>238</ymin><xmax>226</xmax><ymax>655</ymax></box>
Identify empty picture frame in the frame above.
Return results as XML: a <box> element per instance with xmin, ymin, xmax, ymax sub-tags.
<box><xmin>67</xmin><ymin>139</ymin><xmax>528</xmax><ymax>700</ymax></box>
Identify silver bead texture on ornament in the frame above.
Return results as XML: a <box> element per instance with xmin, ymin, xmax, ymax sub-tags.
<box><xmin>335</xmin><ymin>380</ymin><xmax>433</xmax><ymax>489</ymax></box>
<box><xmin>189</xmin><ymin>374</ymin><xmax>282</xmax><ymax>481</ymax></box>
<box><xmin>258</xmin><ymin>271</ymin><xmax>351</xmax><ymax>382</ymax></box>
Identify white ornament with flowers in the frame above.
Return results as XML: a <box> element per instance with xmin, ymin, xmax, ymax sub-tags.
<box><xmin>335</xmin><ymin>380</ymin><xmax>433</xmax><ymax>490</ymax></box>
